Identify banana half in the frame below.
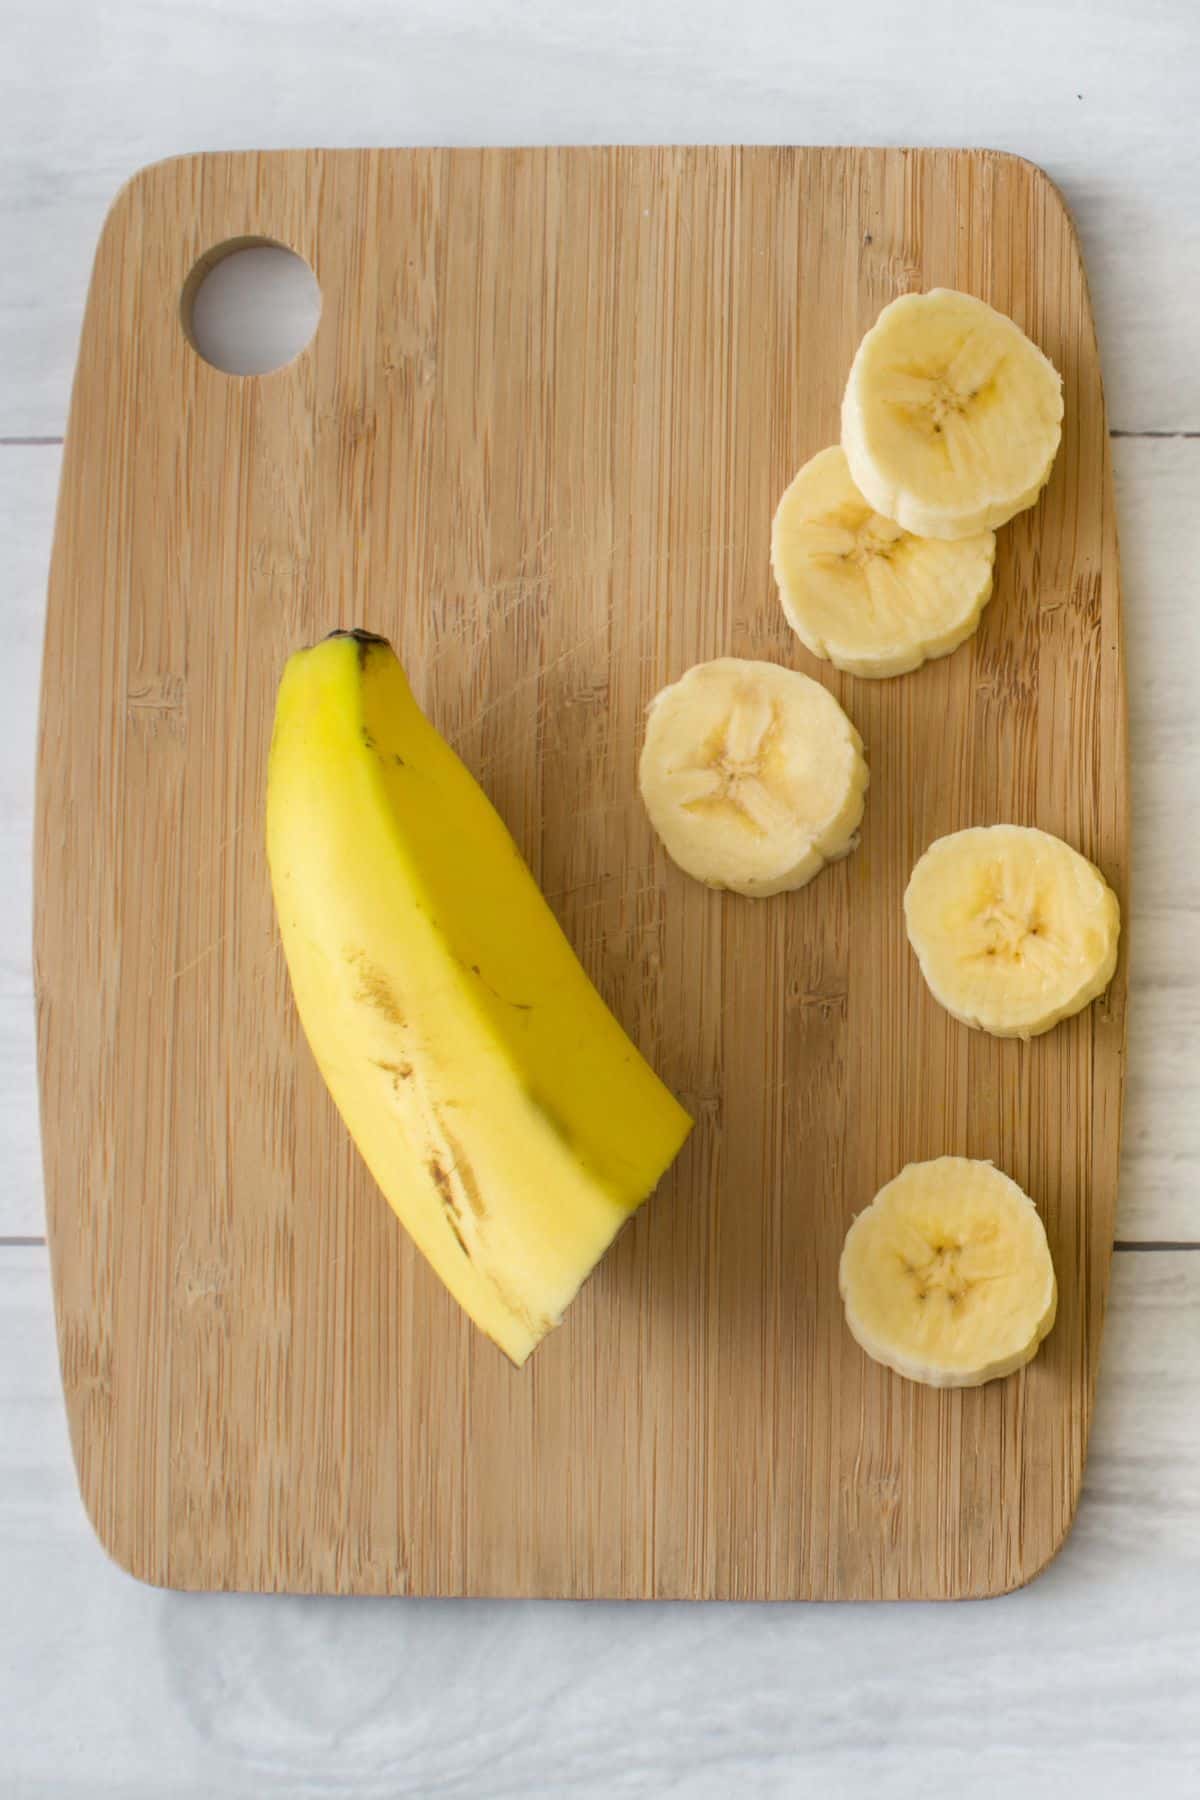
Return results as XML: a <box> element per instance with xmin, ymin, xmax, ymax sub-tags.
<box><xmin>638</xmin><ymin>657</ymin><xmax>868</xmax><ymax>897</ymax></box>
<box><xmin>266</xmin><ymin>632</ymin><xmax>692</xmax><ymax>1366</ymax></box>
<box><xmin>842</xmin><ymin>289</ymin><xmax>1063</xmax><ymax>540</ymax></box>
<box><xmin>905</xmin><ymin>825</ymin><xmax>1120</xmax><ymax>1040</ymax></box>
<box><xmin>839</xmin><ymin>1157</ymin><xmax>1058</xmax><ymax>1388</ymax></box>
<box><xmin>771</xmin><ymin>445</ymin><xmax>996</xmax><ymax>678</ymax></box>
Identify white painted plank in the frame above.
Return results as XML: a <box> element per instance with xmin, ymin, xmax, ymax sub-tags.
<box><xmin>1113</xmin><ymin>437</ymin><xmax>1200</xmax><ymax>1240</ymax></box>
<box><xmin>2</xmin><ymin>0</ymin><xmax>1200</xmax><ymax>437</ymax></box>
<box><xmin>1</xmin><ymin>1245</ymin><xmax>1197</xmax><ymax>1797</ymax></box>
<box><xmin>0</xmin><ymin>448</ymin><xmax>55</xmax><ymax>1239</ymax></box>
<box><xmin>1</xmin><ymin>438</ymin><xmax>1194</xmax><ymax>1237</ymax></box>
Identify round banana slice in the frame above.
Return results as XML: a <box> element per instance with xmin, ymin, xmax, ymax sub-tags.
<box><xmin>839</xmin><ymin>1157</ymin><xmax>1058</xmax><ymax>1388</ymax></box>
<box><xmin>905</xmin><ymin>825</ymin><xmax>1120</xmax><ymax>1039</ymax></box>
<box><xmin>771</xmin><ymin>445</ymin><xmax>996</xmax><ymax>678</ymax></box>
<box><xmin>638</xmin><ymin>657</ymin><xmax>868</xmax><ymax>897</ymax></box>
<box><xmin>841</xmin><ymin>289</ymin><xmax>1064</xmax><ymax>540</ymax></box>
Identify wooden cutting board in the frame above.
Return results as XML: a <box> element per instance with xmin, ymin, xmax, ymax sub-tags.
<box><xmin>36</xmin><ymin>147</ymin><xmax>1127</xmax><ymax>1599</ymax></box>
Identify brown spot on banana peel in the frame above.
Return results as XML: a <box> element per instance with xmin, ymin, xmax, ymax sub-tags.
<box><xmin>486</xmin><ymin>1271</ymin><xmax>552</xmax><ymax>1345</ymax></box>
<box><xmin>429</xmin><ymin>1157</ymin><xmax>458</xmax><ymax>1216</ymax></box>
<box><xmin>439</xmin><ymin>1127</ymin><xmax>487</xmax><ymax>1219</ymax></box>
<box><xmin>429</xmin><ymin>1158</ymin><xmax>472</xmax><ymax>1258</ymax></box>
<box><xmin>372</xmin><ymin>1058</ymin><xmax>414</xmax><ymax>1084</ymax></box>
<box><xmin>431</xmin><ymin>1156</ymin><xmax>547</xmax><ymax>1339</ymax></box>
<box><xmin>353</xmin><ymin>957</ymin><xmax>405</xmax><ymax>1026</ymax></box>
<box><xmin>372</xmin><ymin>1049</ymin><xmax>488</xmax><ymax>1224</ymax></box>
<box><xmin>365</xmin><ymin>1019</ymin><xmax>545</xmax><ymax>1333</ymax></box>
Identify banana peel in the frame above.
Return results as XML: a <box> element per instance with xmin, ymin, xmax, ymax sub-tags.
<box><xmin>266</xmin><ymin>631</ymin><xmax>692</xmax><ymax>1365</ymax></box>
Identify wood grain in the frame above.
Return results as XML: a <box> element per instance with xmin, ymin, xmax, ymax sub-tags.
<box><xmin>36</xmin><ymin>146</ymin><xmax>1127</xmax><ymax>1599</ymax></box>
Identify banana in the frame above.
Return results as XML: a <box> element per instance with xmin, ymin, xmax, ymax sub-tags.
<box><xmin>904</xmin><ymin>825</ymin><xmax>1120</xmax><ymax>1039</ymax></box>
<box><xmin>839</xmin><ymin>1157</ymin><xmax>1057</xmax><ymax>1387</ymax></box>
<box><xmin>266</xmin><ymin>631</ymin><xmax>692</xmax><ymax>1366</ymax></box>
<box><xmin>638</xmin><ymin>657</ymin><xmax>868</xmax><ymax>897</ymax></box>
<box><xmin>841</xmin><ymin>289</ymin><xmax>1063</xmax><ymax>540</ymax></box>
<box><xmin>771</xmin><ymin>445</ymin><xmax>996</xmax><ymax>677</ymax></box>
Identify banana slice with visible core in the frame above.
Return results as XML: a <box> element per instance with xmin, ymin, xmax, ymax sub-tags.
<box><xmin>771</xmin><ymin>445</ymin><xmax>996</xmax><ymax>678</ymax></box>
<box><xmin>839</xmin><ymin>1157</ymin><xmax>1058</xmax><ymax>1388</ymax></box>
<box><xmin>638</xmin><ymin>657</ymin><xmax>868</xmax><ymax>897</ymax></box>
<box><xmin>905</xmin><ymin>825</ymin><xmax>1120</xmax><ymax>1040</ymax></box>
<box><xmin>842</xmin><ymin>289</ymin><xmax>1063</xmax><ymax>541</ymax></box>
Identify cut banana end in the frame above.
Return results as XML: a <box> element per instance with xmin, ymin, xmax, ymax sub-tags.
<box><xmin>905</xmin><ymin>825</ymin><xmax>1120</xmax><ymax>1040</ymax></box>
<box><xmin>638</xmin><ymin>657</ymin><xmax>868</xmax><ymax>897</ymax></box>
<box><xmin>771</xmin><ymin>445</ymin><xmax>996</xmax><ymax>678</ymax></box>
<box><xmin>839</xmin><ymin>1157</ymin><xmax>1058</xmax><ymax>1388</ymax></box>
<box><xmin>842</xmin><ymin>289</ymin><xmax>1064</xmax><ymax>540</ymax></box>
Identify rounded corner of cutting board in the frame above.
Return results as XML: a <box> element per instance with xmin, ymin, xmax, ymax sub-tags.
<box><xmin>92</xmin><ymin>153</ymin><xmax>212</xmax><ymax>256</ymax></box>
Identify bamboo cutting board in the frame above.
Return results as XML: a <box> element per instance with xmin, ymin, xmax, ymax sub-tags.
<box><xmin>36</xmin><ymin>147</ymin><xmax>1127</xmax><ymax>1599</ymax></box>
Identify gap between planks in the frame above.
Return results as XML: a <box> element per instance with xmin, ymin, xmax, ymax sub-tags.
<box><xmin>1</xmin><ymin>1236</ymin><xmax>1197</xmax><ymax>1251</ymax></box>
<box><xmin>3</xmin><ymin>432</ymin><xmax>1196</xmax><ymax>450</ymax></box>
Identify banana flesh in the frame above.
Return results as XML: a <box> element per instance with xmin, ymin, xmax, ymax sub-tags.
<box><xmin>904</xmin><ymin>825</ymin><xmax>1120</xmax><ymax>1040</ymax></box>
<box><xmin>842</xmin><ymin>288</ymin><xmax>1063</xmax><ymax>540</ymax></box>
<box><xmin>839</xmin><ymin>1157</ymin><xmax>1058</xmax><ymax>1388</ymax></box>
<box><xmin>637</xmin><ymin>657</ymin><xmax>868</xmax><ymax>897</ymax></box>
<box><xmin>771</xmin><ymin>445</ymin><xmax>996</xmax><ymax>677</ymax></box>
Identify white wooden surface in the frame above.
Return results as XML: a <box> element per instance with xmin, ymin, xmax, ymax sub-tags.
<box><xmin>3</xmin><ymin>0</ymin><xmax>1200</xmax><ymax>1793</ymax></box>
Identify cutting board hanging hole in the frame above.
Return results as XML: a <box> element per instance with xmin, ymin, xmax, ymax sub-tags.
<box><xmin>181</xmin><ymin>238</ymin><xmax>320</xmax><ymax>376</ymax></box>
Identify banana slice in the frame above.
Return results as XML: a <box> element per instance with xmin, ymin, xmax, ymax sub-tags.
<box><xmin>841</xmin><ymin>289</ymin><xmax>1063</xmax><ymax>540</ymax></box>
<box><xmin>905</xmin><ymin>825</ymin><xmax>1120</xmax><ymax>1039</ymax></box>
<box><xmin>771</xmin><ymin>445</ymin><xmax>996</xmax><ymax>677</ymax></box>
<box><xmin>839</xmin><ymin>1157</ymin><xmax>1058</xmax><ymax>1388</ymax></box>
<box><xmin>638</xmin><ymin>657</ymin><xmax>868</xmax><ymax>897</ymax></box>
